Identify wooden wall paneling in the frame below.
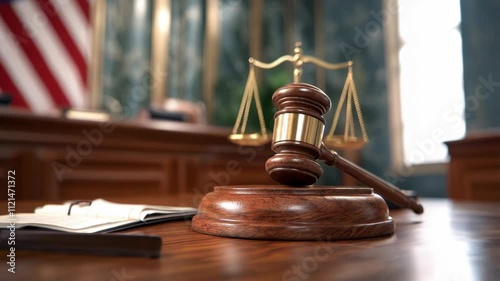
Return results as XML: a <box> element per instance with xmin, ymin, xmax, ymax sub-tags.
<box><xmin>461</xmin><ymin>157</ymin><xmax>500</xmax><ymax>200</ymax></box>
<box><xmin>194</xmin><ymin>154</ymin><xmax>275</xmax><ymax>195</ymax></box>
<box><xmin>0</xmin><ymin>147</ymin><xmax>37</xmax><ymax>200</ymax></box>
<box><xmin>464</xmin><ymin>169</ymin><xmax>500</xmax><ymax>201</ymax></box>
<box><xmin>448</xmin><ymin>156</ymin><xmax>465</xmax><ymax>199</ymax></box>
<box><xmin>446</xmin><ymin>132</ymin><xmax>500</xmax><ymax>201</ymax></box>
<box><xmin>0</xmin><ymin>110</ymin><xmax>275</xmax><ymax>200</ymax></box>
<box><xmin>37</xmin><ymin>148</ymin><xmax>62</xmax><ymax>200</ymax></box>
<box><xmin>37</xmin><ymin>148</ymin><xmax>177</xmax><ymax>200</ymax></box>
<box><xmin>174</xmin><ymin>155</ymin><xmax>201</xmax><ymax>194</ymax></box>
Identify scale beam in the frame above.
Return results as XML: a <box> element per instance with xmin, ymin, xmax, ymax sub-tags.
<box><xmin>229</xmin><ymin>42</ymin><xmax>368</xmax><ymax>150</ymax></box>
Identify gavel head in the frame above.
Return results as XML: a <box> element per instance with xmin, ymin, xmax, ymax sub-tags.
<box><xmin>265</xmin><ymin>83</ymin><xmax>331</xmax><ymax>186</ymax></box>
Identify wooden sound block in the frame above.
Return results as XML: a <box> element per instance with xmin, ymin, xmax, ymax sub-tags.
<box><xmin>191</xmin><ymin>185</ymin><xmax>395</xmax><ymax>240</ymax></box>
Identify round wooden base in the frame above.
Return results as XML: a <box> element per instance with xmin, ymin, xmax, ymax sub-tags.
<box><xmin>191</xmin><ymin>186</ymin><xmax>395</xmax><ymax>240</ymax></box>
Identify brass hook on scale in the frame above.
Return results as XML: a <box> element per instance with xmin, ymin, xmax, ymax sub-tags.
<box><xmin>228</xmin><ymin>42</ymin><xmax>369</xmax><ymax>150</ymax></box>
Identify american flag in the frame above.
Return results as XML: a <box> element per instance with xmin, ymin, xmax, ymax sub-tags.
<box><xmin>0</xmin><ymin>0</ymin><xmax>91</xmax><ymax>113</ymax></box>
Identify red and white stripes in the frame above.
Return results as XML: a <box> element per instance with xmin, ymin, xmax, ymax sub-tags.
<box><xmin>0</xmin><ymin>0</ymin><xmax>91</xmax><ymax>113</ymax></box>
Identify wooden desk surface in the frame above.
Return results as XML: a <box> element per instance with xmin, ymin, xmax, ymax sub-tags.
<box><xmin>1</xmin><ymin>198</ymin><xmax>499</xmax><ymax>281</ymax></box>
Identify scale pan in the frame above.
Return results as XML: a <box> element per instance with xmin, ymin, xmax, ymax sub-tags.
<box><xmin>323</xmin><ymin>135</ymin><xmax>367</xmax><ymax>150</ymax></box>
<box><xmin>228</xmin><ymin>133</ymin><xmax>270</xmax><ymax>146</ymax></box>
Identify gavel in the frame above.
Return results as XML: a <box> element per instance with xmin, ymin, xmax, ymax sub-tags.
<box><xmin>265</xmin><ymin>83</ymin><xmax>424</xmax><ymax>214</ymax></box>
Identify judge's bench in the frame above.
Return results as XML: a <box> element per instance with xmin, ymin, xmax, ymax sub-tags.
<box><xmin>0</xmin><ymin>109</ymin><xmax>274</xmax><ymax>201</ymax></box>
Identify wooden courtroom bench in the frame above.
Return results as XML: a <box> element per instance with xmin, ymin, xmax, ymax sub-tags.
<box><xmin>446</xmin><ymin>131</ymin><xmax>500</xmax><ymax>201</ymax></box>
<box><xmin>0</xmin><ymin>109</ymin><xmax>274</xmax><ymax>201</ymax></box>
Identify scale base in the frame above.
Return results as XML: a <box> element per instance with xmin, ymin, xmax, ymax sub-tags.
<box><xmin>191</xmin><ymin>185</ymin><xmax>395</xmax><ymax>240</ymax></box>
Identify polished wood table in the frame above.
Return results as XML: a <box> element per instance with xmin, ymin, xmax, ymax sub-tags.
<box><xmin>1</xmin><ymin>197</ymin><xmax>499</xmax><ymax>281</ymax></box>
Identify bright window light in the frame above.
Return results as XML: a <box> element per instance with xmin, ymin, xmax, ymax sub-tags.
<box><xmin>398</xmin><ymin>0</ymin><xmax>465</xmax><ymax>165</ymax></box>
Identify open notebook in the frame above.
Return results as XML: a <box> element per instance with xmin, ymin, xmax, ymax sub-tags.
<box><xmin>0</xmin><ymin>199</ymin><xmax>197</xmax><ymax>233</ymax></box>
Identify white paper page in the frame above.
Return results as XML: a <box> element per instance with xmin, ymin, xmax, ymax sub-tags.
<box><xmin>0</xmin><ymin>213</ymin><xmax>136</xmax><ymax>233</ymax></box>
<box><xmin>34</xmin><ymin>199</ymin><xmax>197</xmax><ymax>221</ymax></box>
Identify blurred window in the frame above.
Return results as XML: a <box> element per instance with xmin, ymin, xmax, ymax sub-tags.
<box><xmin>397</xmin><ymin>0</ymin><xmax>465</xmax><ymax>165</ymax></box>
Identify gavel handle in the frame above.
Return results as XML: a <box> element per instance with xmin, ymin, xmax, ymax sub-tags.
<box><xmin>319</xmin><ymin>144</ymin><xmax>424</xmax><ymax>214</ymax></box>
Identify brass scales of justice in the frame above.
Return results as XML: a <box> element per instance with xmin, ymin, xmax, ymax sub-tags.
<box><xmin>192</xmin><ymin>42</ymin><xmax>423</xmax><ymax>240</ymax></box>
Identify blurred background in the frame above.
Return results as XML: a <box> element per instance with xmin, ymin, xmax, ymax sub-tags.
<box><xmin>1</xmin><ymin>0</ymin><xmax>499</xmax><ymax>198</ymax></box>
